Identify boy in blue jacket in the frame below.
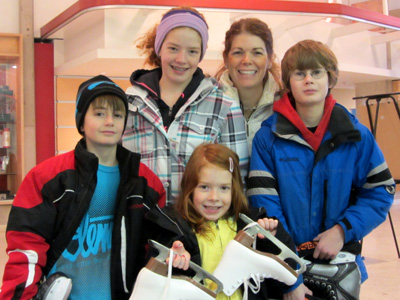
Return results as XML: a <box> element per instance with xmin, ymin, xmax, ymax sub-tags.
<box><xmin>247</xmin><ymin>40</ymin><xmax>395</xmax><ymax>299</ymax></box>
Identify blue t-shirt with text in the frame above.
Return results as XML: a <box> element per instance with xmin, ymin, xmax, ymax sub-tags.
<box><xmin>49</xmin><ymin>164</ymin><xmax>120</xmax><ymax>299</ymax></box>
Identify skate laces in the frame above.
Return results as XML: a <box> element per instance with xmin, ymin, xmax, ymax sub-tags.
<box><xmin>242</xmin><ymin>226</ymin><xmax>264</xmax><ymax>300</ymax></box>
<box><xmin>160</xmin><ymin>249</ymin><xmax>174</xmax><ymax>300</ymax></box>
<box><xmin>243</xmin><ymin>273</ymin><xmax>264</xmax><ymax>300</ymax></box>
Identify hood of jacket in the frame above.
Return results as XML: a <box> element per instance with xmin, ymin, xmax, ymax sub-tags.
<box><xmin>129</xmin><ymin>68</ymin><xmax>163</xmax><ymax>99</ymax></box>
<box><xmin>273</xmin><ymin>93</ymin><xmax>337</xmax><ymax>151</ymax></box>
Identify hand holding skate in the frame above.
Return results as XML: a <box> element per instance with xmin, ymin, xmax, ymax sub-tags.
<box><xmin>213</xmin><ymin>214</ymin><xmax>306</xmax><ymax>297</ymax></box>
<box><xmin>129</xmin><ymin>240</ymin><xmax>223</xmax><ymax>300</ymax></box>
<box><xmin>240</xmin><ymin>213</ymin><xmax>306</xmax><ymax>276</ymax></box>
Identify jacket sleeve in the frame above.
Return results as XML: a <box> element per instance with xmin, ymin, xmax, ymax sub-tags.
<box><xmin>217</xmin><ymin>94</ymin><xmax>249</xmax><ymax>180</ymax></box>
<box><xmin>247</xmin><ymin>128</ymin><xmax>290</xmax><ymax>231</ymax></box>
<box><xmin>338</xmin><ymin>127</ymin><xmax>395</xmax><ymax>243</ymax></box>
<box><xmin>139</xmin><ymin>162</ymin><xmax>166</xmax><ymax>208</ymax></box>
<box><xmin>0</xmin><ymin>169</ymin><xmax>56</xmax><ymax>300</ymax></box>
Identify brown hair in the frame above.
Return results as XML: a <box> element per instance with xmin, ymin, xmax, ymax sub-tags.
<box><xmin>281</xmin><ymin>39</ymin><xmax>339</xmax><ymax>92</ymax></box>
<box><xmin>81</xmin><ymin>95</ymin><xmax>127</xmax><ymax>135</ymax></box>
<box><xmin>136</xmin><ymin>6</ymin><xmax>207</xmax><ymax>67</ymax></box>
<box><xmin>90</xmin><ymin>95</ymin><xmax>127</xmax><ymax>116</ymax></box>
<box><xmin>215</xmin><ymin>18</ymin><xmax>282</xmax><ymax>91</ymax></box>
<box><xmin>175</xmin><ymin>143</ymin><xmax>248</xmax><ymax>235</ymax></box>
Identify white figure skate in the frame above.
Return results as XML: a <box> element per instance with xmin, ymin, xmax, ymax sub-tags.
<box><xmin>213</xmin><ymin>214</ymin><xmax>306</xmax><ymax>297</ymax></box>
<box><xmin>130</xmin><ymin>240</ymin><xmax>223</xmax><ymax>300</ymax></box>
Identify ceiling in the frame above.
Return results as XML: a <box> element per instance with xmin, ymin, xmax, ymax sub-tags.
<box><xmin>40</xmin><ymin>0</ymin><xmax>400</xmax><ymax>89</ymax></box>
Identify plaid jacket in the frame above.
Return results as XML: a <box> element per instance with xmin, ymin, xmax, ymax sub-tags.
<box><xmin>123</xmin><ymin>76</ymin><xmax>249</xmax><ymax>205</ymax></box>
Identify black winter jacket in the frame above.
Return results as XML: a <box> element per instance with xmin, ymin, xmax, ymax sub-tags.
<box><xmin>1</xmin><ymin>139</ymin><xmax>165</xmax><ymax>300</ymax></box>
<box><xmin>145</xmin><ymin>205</ymin><xmax>300</xmax><ymax>299</ymax></box>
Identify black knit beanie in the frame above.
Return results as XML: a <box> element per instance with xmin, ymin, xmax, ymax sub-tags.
<box><xmin>75</xmin><ymin>75</ymin><xmax>128</xmax><ymax>135</ymax></box>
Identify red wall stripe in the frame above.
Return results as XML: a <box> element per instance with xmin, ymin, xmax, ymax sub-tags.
<box><xmin>34</xmin><ymin>42</ymin><xmax>55</xmax><ymax>164</ymax></box>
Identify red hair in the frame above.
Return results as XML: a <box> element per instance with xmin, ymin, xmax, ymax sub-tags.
<box><xmin>175</xmin><ymin>143</ymin><xmax>248</xmax><ymax>234</ymax></box>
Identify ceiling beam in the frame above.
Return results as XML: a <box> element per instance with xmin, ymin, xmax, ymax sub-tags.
<box><xmin>371</xmin><ymin>30</ymin><xmax>400</xmax><ymax>44</ymax></box>
<box><xmin>40</xmin><ymin>0</ymin><xmax>400</xmax><ymax>40</ymax></box>
<box><xmin>274</xmin><ymin>17</ymin><xmax>325</xmax><ymax>38</ymax></box>
<box><xmin>330</xmin><ymin>22</ymin><xmax>379</xmax><ymax>38</ymax></box>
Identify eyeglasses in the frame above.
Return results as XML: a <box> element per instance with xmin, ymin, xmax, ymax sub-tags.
<box><xmin>290</xmin><ymin>69</ymin><xmax>327</xmax><ymax>81</ymax></box>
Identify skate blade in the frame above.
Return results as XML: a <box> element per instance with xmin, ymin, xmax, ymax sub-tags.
<box><xmin>239</xmin><ymin>213</ymin><xmax>306</xmax><ymax>275</ymax></box>
<box><xmin>148</xmin><ymin>239</ymin><xmax>223</xmax><ymax>294</ymax></box>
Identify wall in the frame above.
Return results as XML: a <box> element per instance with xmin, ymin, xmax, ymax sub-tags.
<box><xmin>0</xmin><ymin>0</ymin><xmax>19</xmax><ymax>33</ymax></box>
<box><xmin>331</xmin><ymin>88</ymin><xmax>356</xmax><ymax>109</ymax></box>
<box><xmin>56</xmin><ymin>76</ymin><xmax>131</xmax><ymax>154</ymax></box>
<box><xmin>355</xmin><ymin>80</ymin><xmax>400</xmax><ymax>180</ymax></box>
<box><xmin>33</xmin><ymin>0</ymin><xmax>77</xmax><ymax>38</ymax></box>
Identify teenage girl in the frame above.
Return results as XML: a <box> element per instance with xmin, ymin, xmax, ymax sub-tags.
<box><xmin>122</xmin><ymin>7</ymin><xmax>249</xmax><ymax>205</ymax></box>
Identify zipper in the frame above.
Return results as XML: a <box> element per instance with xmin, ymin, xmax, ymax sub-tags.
<box><xmin>309</xmin><ymin>172</ymin><xmax>313</xmax><ymax>227</ymax></box>
<box><xmin>322</xmin><ymin>179</ymin><xmax>328</xmax><ymax>232</ymax></box>
<box><xmin>156</xmin><ymin>205</ymin><xmax>185</xmax><ymax>236</ymax></box>
<box><xmin>215</xmin><ymin>221</ymin><xmax>231</xmax><ymax>299</ymax></box>
<box><xmin>215</xmin><ymin>221</ymin><xmax>224</xmax><ymax>250</ymax></box>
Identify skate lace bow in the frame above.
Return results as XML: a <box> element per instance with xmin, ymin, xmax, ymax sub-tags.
<box><xmin>243</xmin><ymin>272</ymin><xmax>264</xmax><ymax>300</ymax></box>
<box><xmin>242</xmin><ymin>222</ymin><xmax>263</xmax><ymax>300</ymax></box>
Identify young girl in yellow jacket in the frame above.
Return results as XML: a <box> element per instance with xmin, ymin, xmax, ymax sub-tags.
<box><xmin>147</xmin><ymin>143</ymin><xmax>307</xmax><ymax>299</ymax></box>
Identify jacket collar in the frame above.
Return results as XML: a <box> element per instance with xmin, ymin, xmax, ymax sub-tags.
<box><xmin>75</xmin><ymin>138</ymin><xmax>141</xmax><ymax>180</ymax></box>
<box><xmin>127</xmin><ymin>73</ymin><xmax>216</xmax><ymax>118</ymax></box>
<box><xmin>130</xmin><ymin>67</ymin><xmax>205</xmax><ymax>100</ymax></box>
<box><xmin>272</xmin><ymin>103</ymin><xmax>362</xmax><ymax>162</ymax></box>
<box><xmin>273</xmin><ymin>93</ymin><xmax>336</xmax><ymax>151</ymax></box>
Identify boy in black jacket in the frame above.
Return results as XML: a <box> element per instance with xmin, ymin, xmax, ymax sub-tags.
<box><xmin>0</xmin><ymin>75</ymin><xmax>179</xmax><ymax>300</ymax></box>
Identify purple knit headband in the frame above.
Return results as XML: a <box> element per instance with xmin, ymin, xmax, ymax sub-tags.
<box><xmin>155</xmin><ymin>9</ymin><xmax>209</xmax><ymax>61</ymax></box>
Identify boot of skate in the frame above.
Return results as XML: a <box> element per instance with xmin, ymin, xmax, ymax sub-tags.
<box><xmin>213</xmin><ymin>214</ymin><xmax>306</xmax><ymax>296</ymax></box>
<box><xmin>130</xmin><ymin>240</ymin><xmax>223</xmax><ymax>300</ymax></box>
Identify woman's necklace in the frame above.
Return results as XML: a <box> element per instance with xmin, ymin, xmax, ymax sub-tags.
<box><xmin>241</xmin><ymin>104</ymin><xmax>257</xmax><ymax>121</ymax></box>
<box><xmin>242</xmin><ymin>105</ymin><xmax>257</xmax><ymax>111</ymax></box>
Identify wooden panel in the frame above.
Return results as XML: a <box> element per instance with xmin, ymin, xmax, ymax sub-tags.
<box><xmin>112</xmin><ymin>79</ymin><xmax>131</xmax><ymax>91</ymax></box>
<box><xmin>57</xmin><ymin>102</ymin><xmax>76</xmax><ymax>126</ymax></box>
<box><xmin>56</xmin><ymin>77</ymin><xmax>131</xmax><ymax>100</ymax></box>
<box><xmin>0</xmin><ymin>34</ymin><xmax>20</xmax><ymax>56</ymax></box>
<box><xmin>56</xmin><ymin>128</ymin><xmax>81</xmax><ymax>153</ymax></box>
<box><xmin>393</xmin><ymin>80</ymin><xmax>400</xmax><ymax>93</ymax></box>
<box><xmin>374</xmin><ymin>101</ymin><xmax>400</xmax><ymax>180</ymax></box>
<box><xmin>356</xmin><ymin>95</ymin><xmax>400</xmax><ymax>181</ymax></box>
<box><xmin>56</xmin><ymin>77</ymin><xmax>84</xmax><ymax>100</ymax></box>
<box><xmin>55</xmin><ymin>77</ymin><xmax>130</xmax><ymax>153</ymax></box>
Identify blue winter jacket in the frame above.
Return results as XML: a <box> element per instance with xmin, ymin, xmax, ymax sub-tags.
<box><xmin>247</xmin><ymin>102</ymin><xmax>395</xmax><ymax>281</ymax></box>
